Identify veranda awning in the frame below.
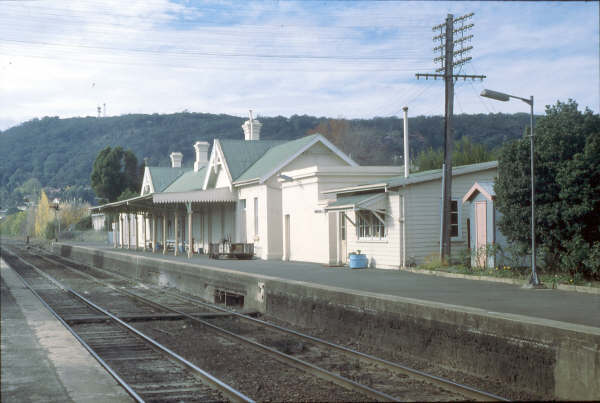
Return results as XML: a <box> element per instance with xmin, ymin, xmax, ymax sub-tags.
<box><xmin>152</xmin><ymin>187</ymin><xmax>237</xmax><ymax>204</ymax></box>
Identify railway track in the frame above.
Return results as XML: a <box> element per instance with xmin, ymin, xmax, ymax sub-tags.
<box><xmin>2</xmin><ymin>248</ymin><xmax>251</xmax><ymax>403</ymax></box>
<box><xmin>3</xmin><ymin>243</ymin><xmax>509</xmax><ymax>402</ymax></box>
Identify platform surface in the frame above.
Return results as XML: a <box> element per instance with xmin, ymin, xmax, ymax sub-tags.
<box><xmin>72</xmin><ymin>242</ymin><xmax>600</xmax><ymax>329</ymax></box>
<box><xmin>0</xmin><ymin>258</ymin><xmax>132</xmax><ymax>403</ymax></box>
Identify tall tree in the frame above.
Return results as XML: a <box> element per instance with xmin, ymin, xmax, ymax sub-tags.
<box><xmin>90</xmin><ymin>146</ymin><xmax>141</xmax><ymax>202</ymax></box>
<box><xmin>495</xmin><ymin>100</ymin><xmax>600</xmax><ymax>279</ymax></box>
<box><xmin>34</xmin><ymin>190</ymin><xmax>51</xmax><ymax>237</ymax></box>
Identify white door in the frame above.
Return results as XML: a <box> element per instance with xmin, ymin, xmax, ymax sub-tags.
<box><xmin>475</xmin><ymin>201</ymin><xmax>487</xmax><ymax>267</ymax></box>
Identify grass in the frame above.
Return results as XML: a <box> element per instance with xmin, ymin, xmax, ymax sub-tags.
<box><xmin>416</xmin><ymin>255</ymin><xmax>599</xmax><ymax>289</ymax></box>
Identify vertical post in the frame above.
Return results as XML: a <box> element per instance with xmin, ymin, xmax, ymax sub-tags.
<box><xmin>152</xmin><ymin>215</ymin><xmax>157</xmax><ymax>253</ymax></box>
<box><xmin>187</xmin><ymin>203</ymin><xmax>193</xmax><ymax>259</ymax></box>
<box><xmin>142</xmin><ymin>214</ymin><xmax>147</xmax><ymax>251</ymax></box>
<box><xmin>162</xmin><ymin>214</ymin><xmax>167</xmax><ymax>255</ymax></box>
<box><xmin>134</xmin><ymin>214</ymin><xmax>139</xmax><ymax>250</ymax></box>
<box><xmin>127</xmin><ymin>214</ymin><xmax>131</xmax><ymax>249</ymax></box>
<box><xmin>529</xmin><ymin>96</ymin><xmax>539</xmax><ymax>286</ymax></box>
<box><xmin>441</xmin><ymin>14</ymin><xmax>454</xmax><ymax>263</ymax></box>
<box><xmin>119</xmin><ymin>215</ymin><xmax>123</xmax><ymax>247</ymax></box>
<box><xmin>174</xmin><ymin>212</ymin><xmax>179</xmax><ymax>256</ymax></box>
<box><xmin>113</xmin><ymin>219</ymin><xmax>118</xmax><ymax>248</ymax></box>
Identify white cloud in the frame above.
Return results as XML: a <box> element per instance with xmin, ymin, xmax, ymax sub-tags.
<box><xmin>0</xmin><ymin>0</ymin><xmax>597</xmax><ymax>130</ymax></box>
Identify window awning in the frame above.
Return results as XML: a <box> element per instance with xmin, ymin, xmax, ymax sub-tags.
<box><xmin>325</xmin><ymin>192</ymin><xmax>386</xmax><ymax>212</ymax></box>
<box><xmin>152</xmin><ymin>187</ymin><xmax>237</xmax><ymax>204</ymax></box>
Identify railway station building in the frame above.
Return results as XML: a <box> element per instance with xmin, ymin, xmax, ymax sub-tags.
<box><xmin>92</xmin><ymin>115</ymin><xmax>402</xmax><ymax>263</ymax></box>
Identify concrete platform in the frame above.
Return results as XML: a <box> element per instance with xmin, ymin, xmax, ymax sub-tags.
<box><xmin>0</xmin><ymin>258</ymin><xmax>132</xmax><ymax>403</ymax></box>
<box><xmin>52</xmin><ymin>242</ymin><xmax>600</xmax><ymax>400</ymax></box>
<box><xmin>67</xmin><ymin>242</ymin><xmax>599</xmax><ymax>328</ymax></box>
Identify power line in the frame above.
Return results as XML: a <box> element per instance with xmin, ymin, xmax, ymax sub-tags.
<box><xmin>0</xmin><ymin>38</ymin><xmax>430</xmax><ymax>62</ymax></box>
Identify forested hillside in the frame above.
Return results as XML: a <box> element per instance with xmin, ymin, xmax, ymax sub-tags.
<box><xmin>0</xmin><ymin>111</ymin><xmax>530</xmax><ymax>207</ymax></box>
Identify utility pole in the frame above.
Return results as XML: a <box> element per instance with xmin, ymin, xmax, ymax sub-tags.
<box><xmin>416</xmin><ymin>13</ymin><xmax>485</xmax><ymax>263</ymax></box>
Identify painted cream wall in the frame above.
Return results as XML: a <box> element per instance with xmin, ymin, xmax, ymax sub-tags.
<box><xmin>215</xmin><ymin>166</ymin><xmax>231</xmax><ymax>189</ymax></box>
<box><xmin>237</xmin><ymin>184</ymin><xmax>269</xmax><ymax>259</ymax></box>
<box><xmin>265</xmin><ymin>177</ymin><xmax>283</xmax><ymax>260</ymax></box>
<box><xmin>281</xmin><ymin>177</ymin><xmax>332</xmax><ymax>263</ymax></box>
<box><xmin>280</xmin><ymin>165</ymin><xmax>405</xmax><ymax>265</ymax></box>
<box><xmin>282</xmin><ymin>142</ymin><xmax>348</xmax><ymax>172</ymax></box>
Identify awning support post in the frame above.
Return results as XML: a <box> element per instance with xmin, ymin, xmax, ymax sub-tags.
<box><xmin>186</xmin><ymin>202</ymin><xmax>193</xmax><ymax>259</ymax></box>
<box><xmin>174</xmin><ymin>212</ymin><xmax>179</xmax><ymax>256</ymax></box>
<box><xmin>162</xmin><ymin>214</ymin><xmax>167</xmax><ymax>255</ymax></box>
<box><xmin>142</xmin><ymin>213</ymin><xmax>147</xmax><ymax>251</ymax></box>
<box><xmin>152</xmin><ymin>214</ymin><xmax>157</xmax><ymax>253</ymax></box>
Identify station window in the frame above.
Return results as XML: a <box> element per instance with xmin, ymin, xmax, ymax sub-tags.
<box><xmin>357</xmin><ymin>210</ymin><xmax>386</xmax><ymax>240</ymax></box>
<box><xmin>450</xmin><ymin>200</ymin><xmax>459</xmax><ymax>238</ymax></box>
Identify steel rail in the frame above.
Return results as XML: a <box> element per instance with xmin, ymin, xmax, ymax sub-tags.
<box><xmin>177</xmin><ymin>294</ymin><xmax>510</xmax><ymax>402</ymax></box>
<box><xmin>3</xmin><ymin>250</ymin><xmax>145</xmax><ymax>403</ymax></box>
<box><xmin>26</xmin><ymin>250</ymin><xmax>399</xmax><ymax>402</ymax></box>
<box><xmin>29</xmin><ymin>246</ymin><xmax>508</xmax><ymax>401</ymax></box>
<box><xmin>3</xmin><ymin>248</ymin><xmax>253</xmax><ymax>403</ymax></box>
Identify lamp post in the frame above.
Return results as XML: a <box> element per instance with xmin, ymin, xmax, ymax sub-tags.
<box><xmin>480</xmin><ymin>89</ymin><xmax>540</xmax><ymax>286</ymax></box>
<box><xmin>50</xmin><ymin>202</ymin><xmax>60</xmax><ymax>241</ymax></box>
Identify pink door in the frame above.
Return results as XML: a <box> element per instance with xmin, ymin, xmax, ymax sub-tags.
<box><xmin>475</xmin><ymin>202</ymin><xmax>487</xmax><ymax>267</ymax></box>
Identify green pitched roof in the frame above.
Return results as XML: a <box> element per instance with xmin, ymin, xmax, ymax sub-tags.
<box><xmin>234</xmin><ymin>135</ymin><xmax>321</xmax><ymax>183</ymax></box>
<box><xmin>148</xmin><ymin>167</ymin><xmax>190</xmax><ymax>192</ymax></box>
<box><xmin>385</xmin><ymin>161</ymin><xmax>498</xmax><ymax>188</ymax></box>
<box><xmin>218</xmin><ymin>139</ymin><xmax>286</xmax><ymax>181</ymax></box>
<box><xmin>163</xmin><ymin>167</ymin><xmax>207</xmax><ymax>193</ymax></box>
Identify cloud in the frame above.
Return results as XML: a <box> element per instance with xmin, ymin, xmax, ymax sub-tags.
<box><xmin>0</xmin><ymin>0</ymin><xmax>597</xmax><ymax>130</ymax></box>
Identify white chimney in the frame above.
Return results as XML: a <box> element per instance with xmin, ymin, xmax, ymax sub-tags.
<box><xmin>193</xmin><ymin>141</ymin><xmax>210</xmax><ymax>172</ymax></box>
<box><xmin>170</xmin><ymin>152</ymin><xmax>183</xmax><ymax>168</ymax></box>
<box><xmin>403</xmin><ymin>106</ymin><xmax>409</xmax><ymax>177</ymax></box>
<box><xmin>242</xmin><ymin>109</ymin><xmax>262</xmax><ymax>141</ymax></box>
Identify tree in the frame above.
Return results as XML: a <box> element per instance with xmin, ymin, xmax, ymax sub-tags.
<box><xmin>34</xmin><ymin>190</ymin><xmax>52</xmax><ymax>238</ymax></box>
<box><xmin>90</xmin><ymin>146</ymin><xmax>141</xmax><ymax>202</ymax></box>
<box><xmin>306</xmin><ymin>119</ymin><xmax>349</xmax><ymax>149</ymax></box>
<box><xmin>414</xmin><ymin>136</ymin><xmax>494</xmax><ymax>172</ymax></box>
<box><xmin>495</xmin><ymin>100</ymin><xmax>600</xmax><ymax>279</ymax></box>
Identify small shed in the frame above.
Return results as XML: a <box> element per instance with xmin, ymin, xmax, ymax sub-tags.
<box><xmin>462</xmin><ymin>181</ymin><xmax>507</xmax><ymax>268</ymax></box>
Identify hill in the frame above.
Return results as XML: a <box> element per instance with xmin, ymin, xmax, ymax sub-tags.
<box><xmin>0</xmin><ymin>111</ymin><xmax>530</xmax><ymax>207</ymax></box>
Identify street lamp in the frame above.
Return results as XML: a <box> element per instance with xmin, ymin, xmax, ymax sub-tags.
<box><xmin>480</xmin><ymin>89</ymin><xmax>540</xmax><ymax>287</ymax></box>
<box><xmin>50</xmin><ymin>202</ymin><xmax>60</xmax><ymax>241</ymax></box>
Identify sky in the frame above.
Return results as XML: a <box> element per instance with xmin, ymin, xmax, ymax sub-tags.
<box><xmin>0</xmin><ymin>0</ymin><xmax>598</xmax><ymax>131</ymax></box>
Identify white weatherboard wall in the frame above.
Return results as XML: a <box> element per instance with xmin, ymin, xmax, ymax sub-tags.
<box><xmin>344</xmin><ymin>192</ymin><xmax>401</xmax><ymax>269</ymax></box>
<box><xmin>403</xmin><ymin>168</ymin><xmax>497</xmax><ymax>265</ymax></box>
<box><xmin>346</xmin><ymin>168</ymin><xmax>497</xmax><ymax>269</ymax></box>
<box><xmin>344</xmin><ymin>167</ymin><xmax>498</xmax><ymax>269</ymax></box>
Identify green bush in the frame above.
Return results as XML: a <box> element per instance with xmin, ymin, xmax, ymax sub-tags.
<box><xmin>74</xmin><ymin>215</ymin><xmax>92</xmax><ymax>230</ymax></box>
<box><xmin>44</xmin><ymin>221</ymin><xmax>56</xmax><ymax>240</ymax></box>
